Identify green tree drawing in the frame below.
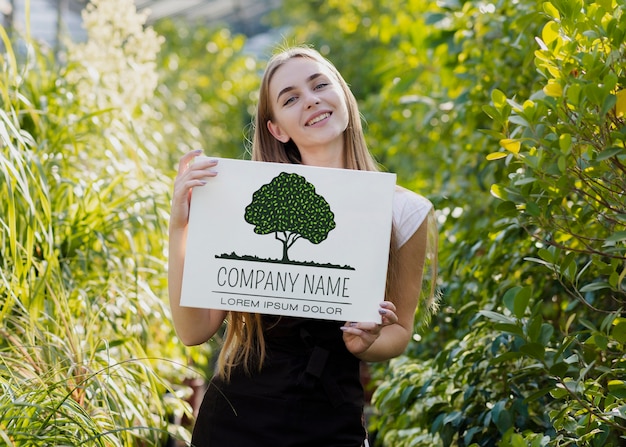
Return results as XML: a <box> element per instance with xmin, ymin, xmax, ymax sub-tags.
<box><xmin>244</xmin><ymin>172</ymin><xmax>336</xmax><ymax>262</ymax></box>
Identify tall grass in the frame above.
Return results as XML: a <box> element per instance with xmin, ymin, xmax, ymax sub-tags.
<box><xmin>0</xmin><ymin>1</ymin><xmax>203</xmax><ymax>445</ymax></box>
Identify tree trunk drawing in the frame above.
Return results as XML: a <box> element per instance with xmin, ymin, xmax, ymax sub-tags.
<box><xmin>281</xmin><ymin>240</ymin><xmax>289</xmax><ymax>262</ymax></box>
<box><xmin>276</xmin><ymin>231</ymin><xmax>301</xmax><ymax>263</ymax></box>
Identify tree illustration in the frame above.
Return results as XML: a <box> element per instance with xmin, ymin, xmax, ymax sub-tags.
<box><xmin>244</xmin><ymin>172</ymin><xmax>336</xmax><ymax>262</ymax></box>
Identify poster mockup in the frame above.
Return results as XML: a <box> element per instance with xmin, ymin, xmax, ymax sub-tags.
<box><xmin>180</xmin><ymin>158</ymin><xmax>396</xmax><ymax>322</ymax></box>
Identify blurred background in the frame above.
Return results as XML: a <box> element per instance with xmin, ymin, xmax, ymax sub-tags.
<box><xmin>3</xmin><ymin>0</ymin><xmax>280</xmax><ymax>46</ymax></box>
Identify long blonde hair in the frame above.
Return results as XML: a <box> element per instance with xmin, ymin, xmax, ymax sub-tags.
<box><xmin>216</xmin><ymin>46</ymin><xmax>438</xmax><ymax>379</ymax></box>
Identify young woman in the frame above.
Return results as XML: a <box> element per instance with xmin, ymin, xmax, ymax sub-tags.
<box><xmin>168</xmin><ymin>46</ymin><xmax>438</xmax><ymax>447</ymax></box>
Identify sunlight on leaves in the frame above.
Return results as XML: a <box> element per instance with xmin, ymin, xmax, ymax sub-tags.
<box><xmin>499</xmin><ymin>138</ymin><xmax>521</xmax><ymax>154</ymax></box>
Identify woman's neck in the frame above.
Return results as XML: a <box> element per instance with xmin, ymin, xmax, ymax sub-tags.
<box><xmin>298</xmin><ymin>141</ymin><xmax>345</xmax><ymax>168</ymax></box>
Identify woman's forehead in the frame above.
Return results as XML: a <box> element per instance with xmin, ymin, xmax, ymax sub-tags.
<box><xmin>270</xmin><ymin>58</ymin><xmax>332</xmax><ymax>89</ymax></box>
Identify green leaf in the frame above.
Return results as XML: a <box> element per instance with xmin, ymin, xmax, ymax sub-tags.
<box><xmin>496</xmin><ymin>200</ymin><xmax>518</xmax><ymax>217</ymax></box>
<box><xmin>549</xmin><ymin>362</ymin><xmax>569</xmax><ymax>377</ymax></box>
<box><xmin>399</xmin><ymin>385</ymin><xmax>416</xmax><ymax>405</ymax></box>
<box><xmin>479</xmin><ymin>310</ymin><xmax>517</xmax><ymax>325</ymax></box>
<box><xmin>443</xmin><ymin>410</ymin><xmax>462</xmax><ymax>426</ymax></box>
<box><xmin>542</xmin><ymin>21</ymin><xmax>561</xmax><ymax>45</ymax></box>
<box><xmin>503</xmin><ymin>286</ymin><xmax>522</xmax><ymax>314</ymax></box>
<box><xmin>605</xmin><ymin>231</ymin><xmax>626</xmax><ymax>243</ymax></box>
<box><xmin>524</xmin><ymin>257</ymin><xmax>557</xmax><ymax>271</ymax></box>
<box><xmin>596</xmin><ymin>146</ymin><xmax>624</xmax><ymax>160</ymax></box>
<box><xmin>538</xmin><ymin>247</ymin><xmax>556</xmax><ymax>263</ymax></box>
<box><xmin>550</xmin><ymin>386</ymin><xmax>569</xmax><ymax>399</ymax></box>
<box><xmin>502</xmin><ymin>286</ymin><xmax>531</xmax><ymax>319</ymax></box>
<box><xmin>523</xmin><ymin>386</ymin><xmax>555</xmax><ymax>403</ymax></box>
<box><xmin>526</xmin><ymin>315</ymin><xmax>543</xmax><ymax>342</ymax></box>
<box><xmin>492</xmin><ymin>351</ymin><xmax>524</xmax><ymax>364</ymax></box>
<box><xmin>494</xmin><ymin>323</ymin><xmax>525</xmax><ymax>337</ymax></box>
<box><xmin>560</xmin><ymin>251</ymin><xmax>577</xmax><ymax>279</ymax></box>
<box><xmin>558</xmin><ymin>133</ymin><xmax>572</xmax><ymax>154</ymax></box>
<box><xmin>491</xmin><ymin>400</ymin><xmax>513</xmax><ymax>434</ymax></box>
<box><xmin>586</xmin><ymin>334</ymin><xmax>609</xmax><ymax>350</ymax></box>
<box><xmin>482</xmin><ymin>104</ymin><xmax>501</xmax><ymax>120</ymax></box>
<box><xmin>491</xmin><ymin>89</ymin><xmax>508</xmax><ymax>109</ymax></box>
<box><xmin>611</xmin><ymin>321</ymin><xmax>626</xmax><ymax>344</ymax></box>
<box><xmin>543</xmin><ymin>2</ymin><xmax>561</xmax><ymax>19</ymax></box>
<box><xmin>580</xmin><ymin>282</ymin><xmax>611</xmax><ymax>292</ymax></box>
<box><xmin>463</xmin><ymin>426</ymin><xmax>482</xmax><ymax>445</ymax></box>
<box><xmin>520</xmin><ymin>342</ymin><xmax>545</xmax><ymax>360</ymax></box>
<box><xmin>490</xmin><ymin>183</ymin><xmax>508</xmax><ymax>200</ymax></box>
<box><xmin>539</xmin><ymin>323</ymin><xmax>554</xmax><ymax>345</ymax></box>
<box><xmin>525</xmin><ymin>202</ymin><xmax>541</xmax><ymax>217</ymax></box>
<box><xmin>608</xmin><ymin>380</ymin><xmax>626</xmax><ymax>398</ymax></box>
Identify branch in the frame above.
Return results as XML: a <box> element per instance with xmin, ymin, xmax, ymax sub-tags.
<box><xmin>286</xmin><ymin>233</ymin><xmax>301</xmax><ymax>249</ymax></box>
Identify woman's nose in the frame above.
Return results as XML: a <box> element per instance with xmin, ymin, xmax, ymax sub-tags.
<box><xmin>304</xmin><ymin>91</ymin><xmax>321</xmax><ymax>108</ymax></box>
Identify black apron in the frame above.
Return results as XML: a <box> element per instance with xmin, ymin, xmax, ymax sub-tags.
<box><xmin>191</xmin><ymin>315</ymin><xmax>366</xmax><ymax>446</ymax></box>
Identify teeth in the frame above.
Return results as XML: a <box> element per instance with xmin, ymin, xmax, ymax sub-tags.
<box><xmin>307</xmin><ymin>113</ymin><xmax>330</xmax><ymax>126</ymax></box>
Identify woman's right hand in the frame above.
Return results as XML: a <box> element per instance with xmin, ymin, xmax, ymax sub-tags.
<box><xmin>168</xmin><ymin>150</ymin><xmax>225</xmax><ymax>346</ymax></box>
<box><xmin>170</xmin><ymin>150</ymin><xmax>219</xmax><ymax>231</ymax></box>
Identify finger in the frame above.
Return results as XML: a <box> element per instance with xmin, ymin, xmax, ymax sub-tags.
<box><xmin>380</xmin><ymin>301</ymin><xmax>397</xmax><ymax>312</ymax></box>
<box><xmin>340</xmin><ymin>325</ymin><xmax>378</xmax><ymax>341</ymax></box>
<box><xmin>344</xmin><ymin>322</ymin><xmax>379</xmax><ymax>332</ymax></box>
<box><xmin>172</xmin><ymin>175</ymin><xmax>205</xmax><ymax>198</ymax></box>
<box><xmin>341</xmin><ymin>322</ymin><xmax>365</xmax><ymax>333</ymax></box>
<box><xmin>379</xmin><ymin>307</ymin><xmax>398</xmax><ymax>322</ymax></box>
<box><xmin>340</xmin><ymin>325</ymin><xmax>362</xmax><ymax>335</ymax></box>
<box><xmin>177</xmin><ymin>149</ymin><xmax>203</xmax><ymax>175</ymax></box>
<box><xmin>175</xmin><ymin>161</ymin><xmax>218</xmax><ymax>193</ymax></box>
<box><xmin>190</xmin><ymin>156</ymin><xmax>220</xmax><ymax>171</ymax></box>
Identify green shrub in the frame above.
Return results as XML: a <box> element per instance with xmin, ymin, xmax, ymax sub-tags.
<box><xmin>0</xmin><ymin>1</ymin><xmax>192</xmax><ymax>444</ymax></box>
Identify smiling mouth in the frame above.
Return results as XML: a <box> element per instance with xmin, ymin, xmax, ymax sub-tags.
<box><xmin>306</xmin><ymin>112</ymin><xmax>331</xmax><ymax>126</ymax></box>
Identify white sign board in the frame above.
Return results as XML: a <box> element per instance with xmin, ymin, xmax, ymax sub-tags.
<box><xmin>180</xmin><ymin>158</ymin><xmax>396</xmax><ymax>322</ymax></box>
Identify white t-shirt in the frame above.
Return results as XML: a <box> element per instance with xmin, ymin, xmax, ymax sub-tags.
<box><xmin>392</xmin><ymin>186</ymin><xmax>433</xmax><ymax>248</ymax></box>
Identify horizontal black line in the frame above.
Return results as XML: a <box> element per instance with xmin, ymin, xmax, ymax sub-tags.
<box><xmin>215</xmin><ymin>255</ymin><xmax>355</xmax><ymax>271</ymax></box>
<box><xmin>212</xmin><ymin>290</ymin><xmax>351</xmax><ymax>306</ymax></box>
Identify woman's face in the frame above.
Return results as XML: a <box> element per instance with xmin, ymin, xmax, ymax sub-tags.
<box><xmin>266</xmin><ymin>57</ymin><xmax>349</xmax><ymax>165</ymax></box>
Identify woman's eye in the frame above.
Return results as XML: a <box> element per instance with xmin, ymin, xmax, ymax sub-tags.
<box><xmin>283</xmin><ymin>96</ymin><xmax>296</xmax><ymax>106</ymax></box>
<box><xmin>314</xmin><ymin>83</ymin><xmax>328</xmax><ymax>90</ymax></box>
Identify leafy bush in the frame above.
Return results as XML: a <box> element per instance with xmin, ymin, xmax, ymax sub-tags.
<box><xmin>483</xmin><ymin>1</ymin><xmax>626</xmax><ymax>444</ymax></box>
<box><xmin>0</xmin><ymin>53</ymin><xmax>176</xmax><ymax>445</ymax></box>
<box><xmin>151</xmin><ymin>19</ymin><xmax>261</xmax><ymax>163</ymax></box>
<box><xmin>0</xmin><ymin>2</ymin><xmax>194</xmax><ymax>444</ymax></box>
<box><xmin>370</xmin><ymin>1</ymin><xmax>626</xmax><ymax>445</ymax></box>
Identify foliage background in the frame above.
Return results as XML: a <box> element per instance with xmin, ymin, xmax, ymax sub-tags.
<box><xmin>0</xmin><ymin>0</ymin><xmax>624</xmax><ymax>446</ymax></box>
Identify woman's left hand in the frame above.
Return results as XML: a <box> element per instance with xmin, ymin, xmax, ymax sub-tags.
<box><xmin>341</xmin><ymin>301</ymin><xmax>398</xmax><ymax>355</ymax></box>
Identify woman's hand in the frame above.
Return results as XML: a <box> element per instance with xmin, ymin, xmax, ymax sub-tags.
<box><xmin>168</xmin><ymin>150</ymin><xmax>225</xmax><ymax>346</ymax></box>
<box><xmin>170</xmin><ymin>150</ymin><xmax>218</xmax><ymax>231</ymax></box>
<box><xmin>340</xmin><ymin>301</ymin><xmax>399</xmax><ymax>356</ymax></box>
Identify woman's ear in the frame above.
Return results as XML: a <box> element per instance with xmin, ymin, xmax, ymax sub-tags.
<box><xmin>267</xmin><ymin>120</ymin><xmax>290</xmax><ymax>143</ymax></box>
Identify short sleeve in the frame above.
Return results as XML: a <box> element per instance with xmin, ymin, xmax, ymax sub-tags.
<box><xmin>392</xmin><ymin>187</ymin><xmax>433</xmax><ymax>249</ymax></box>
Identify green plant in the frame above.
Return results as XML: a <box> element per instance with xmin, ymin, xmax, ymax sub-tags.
<box><xmin>0</xmin><ymin>89</ymin><xmax>178</xmax><ymax>446</ymax></box>
<box><xmin>0</xmin><ymin>2</ymin><xmax>196</xmax><ymax>445</ymax></box>
<box><xmin>483</xmin><ymin>1</ymin><xmax>626</xmax><ymax>444</ymax></box>
<box><xmin>151</xmin><ymin>19</ymin><xmax>261</xmax><ymax>163</ymax></box>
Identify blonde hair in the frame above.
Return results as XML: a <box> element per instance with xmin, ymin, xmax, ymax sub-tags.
<box><xmin>216</xmin><ymin>46</ymin><xmax>438</xmax><ymax>379</ymax></box>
